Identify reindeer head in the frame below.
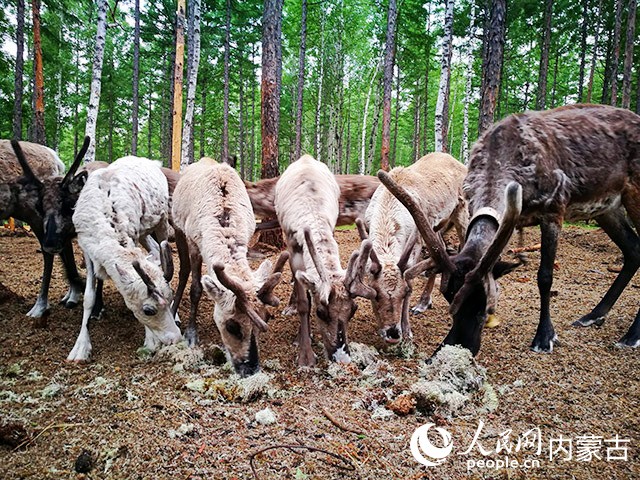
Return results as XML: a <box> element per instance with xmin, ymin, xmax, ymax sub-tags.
<box><xmin>114</xmin><ymin>239</ymin><xmax>182</xmax><ymax>349</ymax></box>
<box><xmin>202</xmin><ymin>251</ymin><xmax>288</xmax><ymax>377</ymax></box>
<box><xmin>296</xmin><ymin>228</ymin><xmax>373</xmax><ymax>362</ymax></box>
<box><xmin>359</xmin><ymin>225</ymin><xmax>422</xmax><ymax>344</ymax></box>
<box><xmin>10</xmin><ymin>137</ymin><xmax>91</xmax><ymax>254</ymax></box>
<box><xmin>378</xmin><ymin>171</ymin><xmax>523</xmax><ymax>355</ymax></box>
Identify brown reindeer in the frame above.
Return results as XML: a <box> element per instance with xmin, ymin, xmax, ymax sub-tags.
<box><xmin>379</xmin><ymin>104</ymin><xmax>640</xmax><ymax>355</ymax></box>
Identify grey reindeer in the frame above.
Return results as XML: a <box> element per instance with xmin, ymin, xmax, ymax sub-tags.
<box><xmin>379</xmin><ymin>104</ymin><xmax>640</xmax><ymax>355</ymax></box>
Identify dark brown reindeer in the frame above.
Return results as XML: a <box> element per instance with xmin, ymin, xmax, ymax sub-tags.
<box><xmin>379</xmin><ymin>104</ymin><xmax>640</xmax><ymax>355</ymax></box>
<box><xmin>2</xmin><ymin>139</ymin><xmax>90</xmax><ymax>317</ymax></box>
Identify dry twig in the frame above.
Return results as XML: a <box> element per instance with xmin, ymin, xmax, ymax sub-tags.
<box><xmin>321</xmin><ymin>407</ymin><xmax>365</xmax><ymax>435</ymax></box>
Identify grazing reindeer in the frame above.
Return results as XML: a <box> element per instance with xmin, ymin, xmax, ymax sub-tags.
<box><xmin>362</xmin><ymin>153</ymin><xmax>468</xmax><ymax>344</ymax></box>
<box><xmin>171</xmin><ymin>158</ymin><xmax>287</xmax><ymax>377</ymax></box>
<box><xmin>274</xmin><ymin>155</ymin><xmax>373</xmax><ymax>367</ymax></box>
<box><xmin>379</xmin><ymin>104</ymin><xmax>640</xmax><ymax>355</ymax></box>
<box><xmin>245</xmin><ymin>174</ymin><xmax>380</xmax><ymax>230</ymax></box>
<box><xmin>2</xmin><ymin>139</ymin><xmax>89</xmax><ymax>317</ymax></box>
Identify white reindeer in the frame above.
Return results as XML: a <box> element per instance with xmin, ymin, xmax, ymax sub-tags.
<box><xmin>362</xmin><ymin>152</ymin><xmax>468</xmax><ymax>344</ymax></box>
<box><xmin>274</xmin><ymin>155</ymin><xmax>373</xmax><ymax>367</ymax></box>
<box><xmin>68</xmin><ymin>156</ymin><xmax>181</xmax><ymax>361</ymax></box>
<box><xmin>171</xmin><ymin>158</ymin><xmax>287</xmax><ymax>377</ymax></box>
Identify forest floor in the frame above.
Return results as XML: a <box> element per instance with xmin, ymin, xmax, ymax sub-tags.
<box><xmin>1</xmin><ymin>226</ymin><xmax>640</xmax><ymax>480</ymax></box>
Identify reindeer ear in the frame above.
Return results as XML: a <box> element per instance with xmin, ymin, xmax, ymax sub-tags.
<box><xmin>201</xmin><ymin>275</ymin><xmax>225</xmax><ymax>301</ymax></box>
<box><xmin>493</xmin><ymin>260</ymin><xmax>521</xmax><ymax>279</ymax></box>
<box><xmin>254</xmin><ymin>259</ymin><xmax>273</xmax><ymax>283</ymax></box>
<box><xmin>115</xmin><ymin>263</ymin><xmax>132</xmax><ymax>283</ymax></box>
<box><xmin>67</xmin><ymin>171</ymin><xmax>88</xmax><ymax>195</ymax></box>
<box><xmin>295</xmin><ymin>271</ymin><xmax>316</xmax><ymax>292</ymax></box>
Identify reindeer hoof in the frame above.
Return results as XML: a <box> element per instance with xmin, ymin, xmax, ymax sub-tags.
<box><xmin>297</xmin><ymin>350</ymin><xmax>317</xmax><ymax>367</ymax></box>
<box><xmin>410</xmin><ymin>301</ymin><xmax>433</xmax><ymax>315</ymax></box>
<box><xmin>184</xmin><ymin>328</ymin><xmax>199</xmax><ymax>348</ymax></box>
<box><xmin>615</xmin><ymin>335</ymin><xmax>640</xmax><ymax>348</ymax></box>
<box><xmin>572</xmin><ymin>314</ymin><xmax>605</xmax><ymax>327</ymax></box>
<box><xmin>530</xmin><ymin>333</ymin><xmax>558</xmax><ymax>353</ymax></box>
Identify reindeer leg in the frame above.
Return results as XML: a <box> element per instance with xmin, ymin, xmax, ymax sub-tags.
<box><xmin>295</xmin><ymin>280</ymin><xmax>316</xmax><ymax>367</ymax></box>
<box><xmin>172</xmin><ymin>228</ymin><xmax>191</xmax><ymax>322</ymax></box>
<box><xmin>185</xmin><ymin>246</ymin><xmax>203</xmax><ymax>347</ymax></box>
<box><xmin>90</xmin><ymin>279</ymin><xmax>104</xmax><ymax>320</ymax></box>
<box><xmin>531</xmin><ymin>219</ymin><xmax>560</xmax><ymax>353</ymax></box>
<box><xmin>67</xmin><ymin>253</ymin><xmax>97</xmax><ymax>361</ymax></box>
<box><xmin>58</xmin><ymin>240</ymin><xmax>84</xmax><ymax>309</ymax></box>
<box><xmin>574</xmin><ymin>209</ymin><xmax>640</xmax><ymax>331</ymax></box>
<box><xmin>411</xmin><ymin>275</ymin><xmax>436</xmax><ymax>314</ymax></box>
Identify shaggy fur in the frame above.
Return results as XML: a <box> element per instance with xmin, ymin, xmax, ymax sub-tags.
<box><xmin>172</xmin><ymin>158</ymin><xmax>284</xmax><ymax>377</ymax></box>
<box><xmin>275</xmin><ymin>155</ymin><xmax>371</xmax><ymax>367</ymax></box>
<box><xmin>365</xmin><ymin>153</ymin><xmax>468</xmax><ymax>343</ymax></box>
<box><xmin>68</xmin><ymin>156</ymin><xmax>181</xmax><ymax>361</ymax></box>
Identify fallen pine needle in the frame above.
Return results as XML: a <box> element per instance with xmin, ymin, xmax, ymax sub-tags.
<box><xmin>321</xmin><ymin>407</ymin><xmax>365</xmax><ymax>435</ymax></box>
<box><xmin>13</xmin><ymin>422</ymin><xmax>85</xmax><ymax>451</ymax></box>
<box><xmin>249</xmin><ymin>444</ymin><xmax>355</xmax><ymax>480</ymax></box>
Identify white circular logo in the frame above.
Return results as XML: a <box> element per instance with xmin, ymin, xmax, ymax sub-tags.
<box><xmin>410</xmin><ymin>423</ymin><xmax>454</xmax><ymax>467</ymax></box>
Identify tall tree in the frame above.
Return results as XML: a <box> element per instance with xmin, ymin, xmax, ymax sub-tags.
<box><xmin>462</xmin><ymin>5</ymin><xmax>477</xmax><ymax>164</ymax></box>
<box><xmin>434</xmin><ymin>0</ymin><xmax>455</xmax><ymax>152</ymax></box>
<box><xmin>621</xmin><ymin>0</ymin><xmax>637</xmax><ymax>109</ymax></box>
<box><xmin>293</xmin><ymin>0</ymin><xmax>307</xmax><ymax>160</ymax></box>
<box><xmin>222</xmin><ymin>0</ymin><xmax>231</xmax><ymax>163</ymax></box>
<box><xmin>131</xmin><ymin>0</ymin><xmax>141</xmax><ymax>155</ymax></box>
<box><xmin>587</xmin><ymin>0</ymin><xmax>602</xmax><ymax>102</ymax></box>
<box><xmin>13</xmin><ymin>0</ymin><xmax>25</xmax><ymax>140</ymax></box>
<box><xmin>577</xmin><ymin>0</ymin><xmax>589</xmax><ymax>102</ymax></box>
<box><xmin>31</xmin><ymin>0</ymin><xmax>46</xmax><ymax>144</ymax></box>
<box><xmin>535</xmin><ymin>0</ymin><xmax>553</xmax><ymax>110</ymax></box>
<box><xmin>84</xmin><ymin>0</ymin><xmax>108</xmax><ymax>162</ymax></box>
<box><xmin>261</xmin><ymin>0</ymin><xmax>283</xmax><ymax>179</ymax></box>
<box><xmin>380</xmin><ymin>0</ymin><xmax>398</xmax><ymax>171</ymax></box>
<box><xmin>478</xmin><ymin>0</ymin><xmax>506</xmax><ymax>134</ymax></box>
<box><xmin>181</xmin><ymin>0</ymin><xmax>201</xmax><ymax>168</ymax></box>
<box><xmin>609</xmin><ymin>0</ymin><xmax>623</xmax><ymax>105</ymax></box>
<box><xmin>171</xmin><ymin>0</ymin><xmax>186</xmax><ymax>171</ymax></box>
<box><xmin>360</xmin><ymin>65</ymin><xmax>379</xmax><ymax>174</ymax></box>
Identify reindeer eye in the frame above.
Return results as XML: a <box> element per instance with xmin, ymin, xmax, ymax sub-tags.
<box><xmin>316</xmin><ymin>305</ymin><xmax>330</xmax><ymax>323</ymax></box>
<box><xmin>226</xmin><ymin>320</ymin><xmax>243</xmax><ymax>339</ymax></box>
<box><xmin>142</xmin><ymin>305</ymin><xmax>157</xmax><ymax>316</ymax></box>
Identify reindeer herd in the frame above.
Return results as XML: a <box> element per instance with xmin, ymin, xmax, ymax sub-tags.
<box><xmin>2</xmin><ymin>103</ymin><xmax>640</xmax><ymax>377</ymax></box>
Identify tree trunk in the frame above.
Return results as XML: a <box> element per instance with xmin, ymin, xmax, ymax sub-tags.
<box><xmin>345</xmin><ymin>91</ymin><xmax>351</xmax><ymax>173</ymax></box>
<box><xmin>359</xmin><ymin>65</ymin><xmax>378</xmax><ymax>174</ymax></box>
<box><xmin>587</xmin><ymin>0</ymin><xmax>602</xmax><ymax>102</ymax></box>
<box><xmin>609</xmin><ymin>0</ymin><xmax>623</xmax><ymax>105</ymax></box>
<box><xmin>367</xmin><ymin>78</ymin><xmax>383</xmax><ymax>174</ymax></box>
<box><xmin>148</xmin><ymin>88</ymin><xmax>153</xmax><ymax>157</ymax></box>
<box><xmin>577</xmin><ymin>0</ymin><xmax>588</xmax><ymax>102</ymax></box>
<box><xmin>294</xmin><ymin>0</ymin><xmax>307</xmax><ymax>160</ymax></box>
<box><xmin>108</xmin><ymin>54</ymin><xmax>114</xmax><ymax>162</ymax></box>
<box><xmin>132</xmin><ymin>0</ymin><xmax>141</xmax><ymax>155</ymax></box>
<box><xmin>171</xmin><ymin>0</ymin><xmax>186</xmax><ymax>171</ymax></box>
<box><xmin>422</xmin><ymin>3</ymin><xmax>432</xmax><ymax>155</ymax></box>
<box><xmin>250</xmin><ymin>45</ymin><xmax>257</xmax><ymax>181</ymax></box>
<box><xmin>239</xmin><ymin>61</ymin><xmax>245</xmax><ymax>178</ymax></box>
<box><xmin>259</xmin><ymin>0</ymin><xmax>284</xmax><ymax>248</ymax></box>
<box><xmin>31</xmin><ymin>0</ymin><xmax>46</xmax><ymax>145</ymax></box>
<box><xmin>621</xmin><ymin>0</ymin><xmax>637</xmax><ymax>109</ymax></box>
<box><xmin>314</xmin><ymin>12</ymin><xmax>325</xmax><ymax>162</ymax></box>
<box><xmin>536</xmin><ymin>0</ymin><xmax>553</xmax><ymax>110</ymax></box>
<box><xmin>478</xmin><ymin>0</ymin><xmax>506</xmax><ymax>134</ymax></box>
<box><xmin>181</xmin><ymin>0</ymin><xmax>201</xmax><ymax>169</ymax></box>
<box><xmin>434</xmin><ymin>0</ymin><xmax>455</xmax><ymax>152</ymax></box>
<box><xmin>391</xmin><ymin>67</ymin><xmax>400</xmax><ymax>168</ymax></box>
<box><xmin>412</xmin><ymin>90</ymin><xmax>420</xmax><ymax>162</ymax></box>
<box><xmin>462</xmin><ymin>5</ymin><xmax>476</xmax><ymax>164</ymax></box>
<box><xmin>200</xmin><ymin>72</ymin><xmax>206</xmax><ymax>159</ymax></box>
<box><xmin>550</xmin><ymin>51</ymin><xmax>559</xmax><ymax>108</ymax></box>
<box><xmin>74</xmin><ymin>33</ymin><xmax>79</xmax><ymax>156</ymax></box>
<box><xmin>13</xmin><ymin>0</ymin><xmax>25</xmax><ymax>140</ymax></box>
<box><xmin>84</xmin><ymin>0</ymin><xmax>108</xmax><ymax>162</ymax></box>
<box><xmin>380</xmin><ymin>0</ymin><xmax>398</xmax><ymax>171</ymax></box>
<box><xmin>221</xmin><ymin>0</ymin><xmax>231</xmax><ymax>164</ymax></box>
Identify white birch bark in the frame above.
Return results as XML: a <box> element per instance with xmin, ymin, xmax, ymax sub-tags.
<box><xmin>181</xmin><ymin>0</ymin><xmax>201</xmax><ymax>170</ymax></box>
<box><xmin>434</xmin><ymin>0</ymin><xmax>455</xmax><ymax>153</ymax></box>
<box><xmin>84</xmin><ymin>0</ymin><xmax>108</xmax><ymax>163</ymax></box>
<box><xmin>462</xmin><ymin>5</ymin><xmax>476</xmax><ymax>164</ymax></box>
<box><xmin>314</xmin><ymin>12</ymin><xmax>325</xmax><ymax>162</ymax></box>
<box><xmin>359</xmin><ymin>65</ymin><xmax>379</xmax><ymax>174</ymax></box>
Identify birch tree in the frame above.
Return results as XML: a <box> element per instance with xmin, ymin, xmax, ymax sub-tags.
<box><xmin>380</xmin><ymin>0</ymin><xmax>398</xmax><ymax>171</ymax></box>
<box><xmin>84</xmin><ymin>0</ymin><xmax>108</xmax><ymax>162</ymax></box>
<box><xmin>586</xmin><ymin>0</ymin><xmax>602</xmax><ymax>102</ymax></box>
<box><xmin>181</xmin><ymin>0</ymin><xmax>201</xmax><ymax>169</ymax></box>
<box><xmin>131</xmin><ymin>0</ymin><xmax>140</xmax><ymax>155</ymax></box>
<box><xmin>294</xmin><ymin>0</ymin><xmax>307</xmax><ymax>160</ymax></box>
<box><xmin>535</xmin><ymin>0</ymin><xmax>553</xmax><ymax>110</ymax></box>
<box><xmin>359</xmin><ymin>65</ymin><xmax>378</xmax><ymax>174</ymax></box>
<box><xmin>478</xmin><ymin>0</ymin><xmax>506</xmax><ymax>134</ymax></box>
<box><xmin>462</xmin><ymin>5</ymin><xmax>477</xmax><ymax>164</ymax></box>
<box><xmin>609</xmin><ymin>0</ymin><xmax>623</xmax><ymax>105</ymax></box>
<box><xmin>434</xmin><ymin>0</ymin><xmax>455</xmax><ymax>152</ymax></box>
<box><xmin>222</xmin><ymin>0</ymin><xmax>231</xmax><ymax>163</ymax></box>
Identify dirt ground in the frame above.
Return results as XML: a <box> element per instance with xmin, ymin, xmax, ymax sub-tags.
<box><xmin>1</xmin><ymin>225</ymin><xmax>639</xmax><ymax>480</ymax></box>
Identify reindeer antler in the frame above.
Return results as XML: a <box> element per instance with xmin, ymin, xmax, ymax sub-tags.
<box><xmin>378</xmin><ymin>170</ymin><xmax>455</xmax><ymax>274</ymax></box>
<box><xmin>132</xmin><ymin>260</ymin><xmax>157</xmax><ymax>294</ymax></box>
<box><xmin>397</xmin><ymin>230</ymin><xmax>419</xmax><ymax>272</ymax></box>
<box><xmin>213</xmin><ymin>263</ymin><xmax>268</xmax><ymax>332</ymax></box>
<box><xmin>62</xmin><ymin>136</ymin><xmax>91</xmax><ymax>187</ymax></box>
<box><xmin>303</xmin><ymin>228</ymin><xmax>329</xmax><ymax>283</ymax></box>
<box><xmin>257</xmin><ymin>251</ymin><xmax>289</xmax><ymax>306</ymax></box>
<box><xmin>355</xmin><ymin>218</ymin><xmax>369</xmax><ymax>240</ymax></box>
<box><xmin>11</xmin><ymin>140</ymin><xmax>43</xmax><ymax>188</ymax></box>
<box><xmin>345</xmin><ymin>240</ymin><xmax>376</xmax><ymax>300</ymax></box>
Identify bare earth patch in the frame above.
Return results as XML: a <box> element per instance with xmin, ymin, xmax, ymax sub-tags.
<box><xmin>1</xmin><ymin>227</ymin><xmax>639</xmax><ymax>479</ymax></box>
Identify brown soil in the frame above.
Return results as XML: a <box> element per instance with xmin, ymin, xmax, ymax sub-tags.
<box><xmin>1</xmin><ymin>226</ymin><xmax>639</xmax><ymax>480</ymax></box>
